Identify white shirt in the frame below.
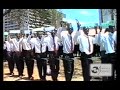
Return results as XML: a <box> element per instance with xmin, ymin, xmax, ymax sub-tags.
<box><xmin>94</xmin><ymin>34</ymin><xmax>99</xmax><ymax>45</ymax></box>
<box><xmin>98</xmin><ymin>33</ymin><xmax>106</xmax><ymax>51</ymax></box>
<box><xmin>61</xmin><ymin>32</ymin><xmax>74</xmax><ymax>54</ymax></box>
<box><xmin>102</xmin><ymin>32</ymin><xmax>115</xmax><ymax>54</ymax></box>
<box><xmin>57</xmin><ymin>27</ymin><xmax>67</xmax><ymax>40</ymax></box>
<box><xmin>5</xmin><ymin>41</ymin><xmax>14</xmax><ymax>52</ymax></box>
<box><xmin>77</xmin><ymin>34</ymin><xmax>93</xmax><ymax>55</ymax></box>
<box><xmin>45</xmin><ymin>35</ymin><xmax>59</xmax><ymax>51</ymax></box>
<box><xmin>28</xmin><ymin>35</ymin><xmax>47</xmax><ymax>53</ymax></box>
<box><xmin>91</xmin><ymin>36</ymin><xmax>96</xmax><ymax>44</ymax></box>
<box><xmin>3</xmin><ymin>43</ymin><xmax>6</xmax><ymax>50</ymax></box>
<box><xmin>10</xmin><ymin>37</ymin><xmax>24</xmax><ymax>52</ymax></box>
<box><xmin>20</xmin><ymin>37</ymin><xmax>31</xmax><ymax>51</ymax></box>
<box><xmin>71</xmin><ymin>30</ymin><xmax>80</xmax><ymax>45</ymax></box>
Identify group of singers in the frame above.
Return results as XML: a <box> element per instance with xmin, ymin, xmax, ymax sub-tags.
<box><xmin>3</xmin><ymin>20</ymin><xmax>117</xmax><ymax>81</ymax></box>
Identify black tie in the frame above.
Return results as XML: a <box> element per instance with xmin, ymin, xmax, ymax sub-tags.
<box><xmin>88</xmin><ymin>36</ymin><xmax>91</xmax><ymax>52</ymax></box>
<box><xmin>53</xmin><ymin>36</ymin><xmax>56</xmax><ymax>52</ymax></box>
<box><xmin>40</xmin><ymin>39</ymin><xmax>42</xmax><ymax>53</ymax></box>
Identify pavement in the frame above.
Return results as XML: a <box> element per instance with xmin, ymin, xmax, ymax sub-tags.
<box><xmin>3</xmin><ymin>57</ymin><xmax>102</xmax><ymax>81</ymax></box>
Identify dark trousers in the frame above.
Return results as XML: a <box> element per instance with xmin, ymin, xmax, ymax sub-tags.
<box><xmin>20</xmin><ymin>50</ymin><xmax>34</xmax><ymax>77</ymax></box>
<box><xmin>3</xmin><ymin>49</ymin><xmax>7</xmax><ymax>61</ymax></box>
<box><xmin>63</xmin><ymin>53</ymin><xmax>74</xmax><ymax>81</ymax></box>
<box><xmin>74</xmin><ymin>44</ymin><xmax>80</xmax><ymax>57</ymax></box>
<box><xmin>35</xmin><ymin>53</ymin><xmax>47</xmax><ymax>80</ymax></box>
<box><xmin>100</xmin><ymin>51</ymin><xmax>108</xmax><ymax>81</ymax></box>
<box><xmin>49</xmin><ymin>51</ymin><xmax>59</xmax><ymax>81</ymax></box>
<box><xmin>101</xmin><ymin>52</ymin><xmax>116</xmax><ymax>81</ymax></box>
<box><xmin>81</xmin><ymin>52</ymin><xmax>92</xmax><ymax>81</ymax></box>
<box><xmin>92</xmin><ymin>44</ymin><xmax>100</xmax><ymax>57</ymax></box>
<box><xmin>106</xmin><ymin>53</ymin><xmax>116</xmax><ymax>81</ymax></box>
<box><xmin>12</xmin><ymin>51</ymin><xmax>21</xmax><ymax>75</ymax></box>
<box><xmin>7</xmin><ymin>51</ymin><xmax>14</xmax><ymax>74</ymax></box>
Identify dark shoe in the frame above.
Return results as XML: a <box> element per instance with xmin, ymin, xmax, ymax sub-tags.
<box><xmin>40</xmin><ymin>78</ymin><xmax>46</xmax><ymax>81</ymax></box>
<box><xmin>28</xmin><ymin>76</ymin><xmax>34</xmax><ymax>80</ymax></box>
<box><xmin>9</xmin><ymin>73</ymin><xmax>14</xmax><ymax>77</ymax></box>
<box><xmin>19</xmin><ymin>74</ymin><xmax>25</xmax><ymax>79</ymax></box>
<box><xmin>53</xmin><ymin>79</ymin><xmax>58</xmax><ymax>81</ymax></box>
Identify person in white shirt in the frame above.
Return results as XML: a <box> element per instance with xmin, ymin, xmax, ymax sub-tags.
<box><xmin>112</xmin><ymin>28</ymin><xmax>117</xmax><ymax>80</ymax></box>
<box><xmin>5</xmin><ymin>36</ymin><xmax>15</xmax><ymax>77</ymax></box>
<box><xmin>19</xmin><ymin>34</ymin><xmax>34</xmax><ymax>80</ymax></box>
<box><xmin>28</xmin><ymin>32</ymin><xmax>48</xmax><ymax>81</ymax></box>
<box><xmin>8</xmin><ymin>34</ymin><xmax>26</xmax><ymax>78</ymax></box>
<box><xmin>46</xmin><ymin>30</ymin><xmax>60</xmax><ymax>81</ymax></box>
<box><xmin>61</xmin><ymin>23</ymin><xmax>74</xmax><ymax>81</ymax></box>
<box><xmin>57</xmin><ymin>21</ymin><xmax>67</xmax><ymax>40</ymax></box>
<box><xmin>96</xmin><ymin>27</ymin><xmax>108</xmax><ymax>81</ymax></box>
<box><xmin>93</xmin><ymin>26</ymin><xmax>100</xmax><ymax>57</ymax></box>
<box><xmin>3</xmin><ymin>41</ymin><xmax>7</xmax><ymax>61</ymax></box>
<box><xmin>112</xmin><ymin>29</ymin><xmax>117</xmax><ymax>51</ymax></box>
<box><xmin>77</xmin><ymin>27</ymin><xmax>93</xmax><ymax>81</ymax></box>
<box><xmin>102</xmin><ymin>26</ymin><xmax>116</xmax><ymax>81</ymax></box>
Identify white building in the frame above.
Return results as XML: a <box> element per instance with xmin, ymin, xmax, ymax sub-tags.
<box><xmin>3</xmin><ymin>9</ymin><xmax>43</xmax><ymax>34</ymax></box>
<box><xmin>99</xmin><ymin>9</ymin><xmax>116</xmax><ymax>27</ymax></box>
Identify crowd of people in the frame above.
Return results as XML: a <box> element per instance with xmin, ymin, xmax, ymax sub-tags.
<box><xmin>3</xmin><ymin>20</ymin><xmax>117</xmax><ymax>81</ymax></box>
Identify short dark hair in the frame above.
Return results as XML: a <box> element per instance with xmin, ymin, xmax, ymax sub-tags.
<box><xmin>105</xmin><ymin>28</ymin><xmax>109</xmax><ymax>33</ymax></box>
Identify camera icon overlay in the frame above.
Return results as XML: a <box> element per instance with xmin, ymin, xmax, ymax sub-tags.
<box><xmin>90</xmin><ymin>64</ymin><xmax>112</xmax><ymax>77</ymax></box>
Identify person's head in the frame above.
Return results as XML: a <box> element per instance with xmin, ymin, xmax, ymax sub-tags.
<box><xmin>51</xmin><ymin>30</ymin><xmax>56</xmax><ymax>37</ymax></box>
<box><xmin>109</xmin><ymin>25</ymin><xmax>114</xmax><ymax>33</ymax></box>
<box><xmin>105</xmin><ymin>28</ymin><xmax>109</xmax><ymax>33</ymax></box>
<box><xmin>22</xmin><ymin>34</ymin><xmax>26</xmax><ymax>38</ymax></box>
<box><xmin>26</xmin><ymin>34</ymin><xmax>29</xmax><ymax>37</ymax></box>
<box><xmin>62</xmin><ymin>21</ymin><xmax>67</xmax><ymax>27</ymax></box>
<box><xmin>99</xmin><ymin>26</ymin><xmax>102</xmax><ymax>32</ymax></box>
<box><xmin>60</xmin><ymin>21</ymin><xmax>63</xmax><ymax>27</ymax></box>
<box><xmin>83</xmin><ymin>27</ymin><xmax>89</xmax><ymax>35</ymax></box>
<box><xmin>66</xmin><ymin>23</ymin><xmax>73</xmax><ymax>34</ymax></box>
<box><xmin>10</xmin><ymin>35</ymin><xmax>14</xmax><ymax>39</ymax></box>
<box><xmin>16</xmin><ymin>34</ymin><xmax>21</xmax><ymax>39</ymax></box>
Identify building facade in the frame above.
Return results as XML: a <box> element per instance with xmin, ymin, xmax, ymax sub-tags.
<box><xmin>99</xmin><ymin>9</ymin><xmax>117</xmax><ymax>27</ymax></box>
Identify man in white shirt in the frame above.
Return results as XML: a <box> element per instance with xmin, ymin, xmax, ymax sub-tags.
<box><xmin>112</xmin><ymin>29</ymin><xmax>117</xmax><ymax>51</ymax></box>
<box><xmin>61</xmin><ymin>23</ymin><xmax>74</xmax><ymax>81</ymax></box>
<box><xmin>28</xmin><ymin>32</ymin><xmax>47</xmax><ymax>81</ymax></box>
<box><xmin>112</xmin><ymin>28</ymin><xmax>117</xmax><ymax>80</ymax></box>
<box><xmin>46</xmin><ymin>30</ymin><xmax>60</xmax><ymax>81</ymax></box>
<box><xmin>5</xmin><ymin>38</ymin><xmax>15</xmax><ymax>77</ymax></box>
<box><xmin>57</xmin><ymin>21</ymin><xmax>67</xmax><ymax>40</ymax></box>
<box><xmin>93</xmin><ymin>26</ymin><xmax>100</xmax><ymax>57</ymax></box>
<box><xmin>77</xmin><ymin>27</ymin><xmax>93</xmax><ymax>81</ymax></box>
<box><xmin>102</xmin><ymin>26</ymin><xmax>116</xmax><ymax>81</ymax></box>
<box><xmin>3</xmin><ymin>41</ymin><xmax>7</xmax><ymax>61</ymax></box>
<box><xmin>8</xmin><ymin>34</ymin><xmax>26</xmax><ymax>78</ymax></box>
<box><xmin>19</xmin><ymin>34</ymin><xmax>34</xmax><ymax>80</ymax></box>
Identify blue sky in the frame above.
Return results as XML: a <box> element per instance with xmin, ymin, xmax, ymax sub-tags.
<box><xmin>58</xmin><ymin>9</ymin><xmax>99</xmax><ymax>30</ymax></box>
